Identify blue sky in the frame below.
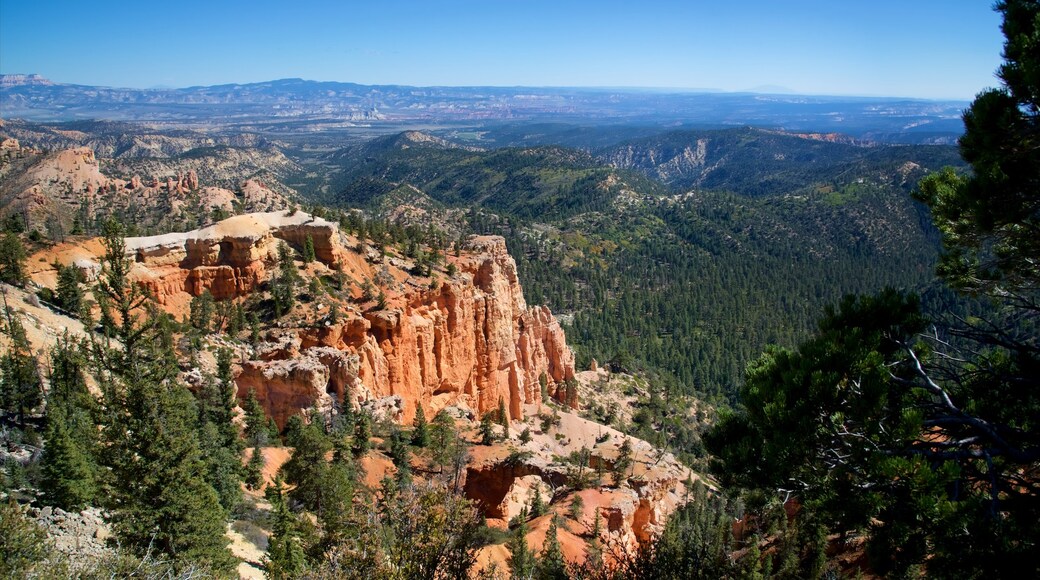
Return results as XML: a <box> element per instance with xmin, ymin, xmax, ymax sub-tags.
<box><xmin>0</xmin><ymin>0</ymin><xmax>1004</xmax><ymax>99</ymax></box>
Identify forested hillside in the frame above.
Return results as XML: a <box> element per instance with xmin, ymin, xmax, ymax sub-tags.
<box><xmin>307</xmin><ymin>128</ymin><xmax>960</xmax><ymax>402</ymax></box>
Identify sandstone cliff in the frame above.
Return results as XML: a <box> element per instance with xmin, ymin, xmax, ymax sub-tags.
<box><xmin>112</xmin><ymin>212</ymin><xmax>576</xmax><ymax>427</ymax></box>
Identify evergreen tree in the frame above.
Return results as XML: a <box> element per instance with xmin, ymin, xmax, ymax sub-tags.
<box><xmin>39</xmin><ymin>416</ymin><xmax>96</xmax><ymax>510</ymax></box>
<box><xmin>411</xmin><ymin>405</ymin><xmax>430</xmax><ymax>447</ymax></box>
<box><xmin>507</xmin><ymin>507</ymin><xmax>537</xmax><ymax>580</ymax></box>
<box><xmin>704</xmin><ymin>6</ymin><xmax>1040</xmax><ymax>577</ymax></box>
<box><xmin>56</xmin><ymin>264</ymin><xmax>84</xmax><ymax>316</ymax></box>
<box><xmin>0</xmin><ymin>309</ymin><xmax>42</xmax><ymax>425</ymax></box>
<box><xmin>536</xmin><ymin>515</ymin><xmax>567</xmax><ymax>580</ymax></box>
<box><xmin>245</xmin><ymin>446</ymin><xmax>265</xmax><ymax>491</ymax></box>
<box><xmin>243</xmin><ymin>388</ymin><xmax>268</xmax><ymax>446</ymax></box>
<box><xmin>197</xmin><ymin>420</ymin><xmax>243</xmax><ymax>511</ymax></box>
<box><xmin>352</xmin><ymin>410</ymin><xmax>372</xmax><ymax>457</ymax></box>
<box><xmin>497</xmin><ymin>396</ymin><xmax>509</xmax><ymax>427</ymax></box>
<box><xmin>281</xmin><ymin>419</ymin><xmax>332</xmax><ymax>512</ymax></box>
<box><xmin>529</xmin><ymin>485</ymin><xmax>546</xmax><ymax>518</ymax></box>
<box><xmin>388</xmin><ymin>426</ymin><xmax>412</xmax><ymax>488</ymax></box>
<box><xmin>189</xmin><ymin>289</ymin><xmax>215</xmax><ymax>332</ymax></box>
<box><xmin>0</xmin><ymin>233</ymin><xmax>26</xmax><ymax>286</ymax></box>
<box><xmin>92</xmin><ymin>220</ymin><xmax>234</xmax><ymax>573</ymax></box>
<box><xmin>195</xmin><ymin>353</ymin><xmax>243</xmax><ymax>511</ymax></box>
<box><xmin>479</xmin><ymin>413</ymin><xmax>496</xmax><ymax>446</ymax></box>
<box><xmin>613</xmin><ymin>437</ymin><xmax>633</xmax><ymax>487</ymax></box>
<box><xmin>313</xmin><ymin>456</ymin><xmax>359</xmax><ymax>558</ymax></box>
<box><xmin>302</xmin><ymin>234</ymin><xmax>316</xmax><ymax>264</ymax></box>
<box><xmin>272</xmin><ymin>242</ymin><xmax>299</xmax><ymax>317</ymax></box>
<box><xmin>264</xmin><ymin>477</ymin><xmax>307</xmax><ymax>579</ymax></box>
<box><xmin>0</xmin><ymin>500</ymin><xmax>50</xmax><ymax>578</ymax></box>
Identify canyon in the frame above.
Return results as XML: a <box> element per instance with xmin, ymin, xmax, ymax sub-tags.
<box><xmin>18</xmin><ymin>207</ymin><xmax>699</xmax><ymax>569</ymax></box>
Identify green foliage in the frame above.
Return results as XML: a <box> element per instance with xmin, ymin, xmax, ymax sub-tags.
<box><xmin>411</xmin><ymin>405</ymin><xmax>430</xmax><ymax>447</ymax></box>
<box><xmin>565</xmin><ymin>447</ymin><xmax>597</xmax><ymax>490</ymax></box>
<box><xmin>388</xmin><ymin>426</ymin><xmax>412</xmax><ymax>487</ymax></box>
<box><xmin>303</xmin><ymin>234</ymin><xmax>316</xmax><ymax>263</ymax></box>
<box><xmin>569</xmin><ymin>494</ymin><xmax>584</xmax><ymax>522</ymax></box>
<box><xmin>245</xmin><ymin>447</ymin><xmax>265</xmax><ymax>491</ymax></box>
<box><xmin>536</xmin><ymin>515</ymin><xmax>567</xmax><ymax>580</ymax></box>
<box><xmin>244</xmin><ymin>388</ymin><xmax>277</xmax><ymax>447</ymax></box>
<box><xmin>479</xmin><ymin>413</ymin><xmax>496</xmax><ymax>446</ymax></box>
<box><xmin>316</xmin><ymin>481</ymin><xmax>484</xmax><ymax>578</ymax></box>
<box><xmin>701</xmin><ymin>6</ymin><xmax>1040</xmax><ymax>576</ymax></box>
<box><xmin>571</xmin><ymin>482</ymin><xmax>742</xmax><ymax>579</ymax></box>
<box><xmin>40</xmin><ymin>418</ymin><xmax>97</xmax><ymax>510</ymax></box>
<box><xmin>612</xmin><ymin>438</ymin><xmax>633</xmax><ymax>487</ymax></box>
<box><xmin>914</xmin><ymin>4</ymin><xmax>1040</xmax><ymax>297</ymax></box>
<box><xmin>0</xmin><ymin>310</ymin><xmax>43</xmax><ymax>425</ymax></box>
<box><xmin>351</xmin><ymin>410</ymin><xmax>372</xmax><ymax>457</ymax></box>
<box><xmin>0</xmin><ymin>500</ymin><xmax>51</xmax><ymax>578</ymax></box>
<box><xmin>281</xmin><ymin>418</ymin><xmax>332</xmax><ymax>512</ymax></box>
<box><xmin>92</xmin><ymin>220</ymin><xmax>234</xmax><ymax>574</ymax></box>
<box><xmin>264</xmin><ymin>477</ymin><xmax>308</xmax><ymax>579</ymax></box>
<box><xmin>56</xmin><ymin>264</ymin><xmax>84</xmax><ymax>316</ymax></box>
<box><xmin>529</xmin><ymin>485</ymin><xmax>546</xmax><ymax>518</ymax></box>
<box><xmin>272</xmin><ymin>241</ymin><xmax>299</xmax><ymax>317</ymax></box>
<box><xmin>0</xmin><ymin>233</ymin><xmax>27</xmax><ymax>286</ymax></box>
<box><xmin>189</xmin><ymin>289</ymin><xmax>214</xmax><ymax>332</ymax></box>
<box><xmin>507</xmin><ymin>507</ymin><xmax>537</xmax><ymax>580</ymax></box>
<box><xmin>40</xmin><ymin>335</ymin><xmax>99</xmax><ymax>510</ymax></box>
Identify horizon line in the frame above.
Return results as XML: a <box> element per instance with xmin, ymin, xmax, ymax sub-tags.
<box><xmin>0</xmin><ymin>72</ymin><xmax>975</xmax><ymax>103</ymax></box>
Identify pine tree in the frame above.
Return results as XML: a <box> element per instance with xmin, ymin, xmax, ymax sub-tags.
<box><xmin>243</xmin><ymin>388</ymin><xmax>271</xmax><ymax>447</ymax></box>
<box><xmin>264</xmin><ymin>477</ymin><xmax>307</xmax><ymax>579</ymax></box>
<box><xmin>0</xmin><ymin>233</ymin><xmax>26</xmax><ymax>286</ymax></box>
<box><xmin>352</xmin><ymin>411</ymin><xmax>372</xmax><ymax>457</ymax></box>
<box><xmin>479</xmin><ymin>413</ymin><xmax>496</xmax><ymax>446</ymax></box>
<box><xmin>411</xmin><ymin>405</ymin><xmax>430</xmax><ymax>447</ymax></box>
<box><xmin>613</xmin><ymin>437</ymin><xmax>633</xmax><ymax>487</ymax></box>
<box><xmin>302</xmin><ymin>234</ymin><xmax>316</xmax><ymax>264</ymax></box>
<box><xmin>0</xmin><ymin>500</ymin><xmax>50</xmax><ymax>578</ymax></box>
<box><xmin>39</xmin><ymin>415</ymin><xmax>96</xmax><ymax>510</ymax></box>
<box><xmin>536</xmin><ymin>515</ymin><xmax>567</xmax><ymax>580</ymax></box>
<box><xmin>0</xmin><ymin>309</ymin><xmax>42</xmax><ymax>425</ymax></box>
<box><xmin>388</xmin><ymin>426</ymin><xmax>412</xmax><ymax>488</ymax></box>
<box><xmin>497</xmin><ymin>396</ymin><xmax>509</xmax><ymax>427</ymax></box>
<box><xmin>245</xmin><ymin>446</ymin><xmax>265</xmax><ymax>491</ymax></box>
<box><xmin>272</xmin><ymin>242</ymin><xmax>299</xmax><ymax>317</ymax></box>
<box><xmin>92</xmin><ymin>220</ymin><xmax>234</xmax><ymax>573</ymax></box>
<box><xmin>189</xmin><ymin>289</ymin><xmax>214</xmax><ymax>332</ymax></box>
<box><xmin>507</xmin><ymin>507</ymin><xmax>537</xmax><ymax>580</ymax></box>
<box><xmin>39</xmin><ymin>336</ymin><xmax>98</xmax><ymax>509</ymax></box>
<box><xmin>529</xmin><ymin>485</ymin><xmax>546</xmax><ymax>518</ymax></box>
<box><xmin>281</xmin><ymin>419</ymin><xmax>331</xmax><ymax>511</ymax></box>
<box><xmin>56</xmin><ymin>264</ymin><xmax>83</xmax><ymax>316</ymax></box>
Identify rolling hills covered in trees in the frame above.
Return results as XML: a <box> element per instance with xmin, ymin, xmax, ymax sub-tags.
<box><xmin>304</xmin><ymin>127</ymin><xmax>963</xmax><ymax>403</ymax></box>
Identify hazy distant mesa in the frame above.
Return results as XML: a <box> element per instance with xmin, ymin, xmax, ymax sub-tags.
<box><xmin>0</xmin><ymin>75</ymin><xmax>967</xmax><ymax>144</ymax></box>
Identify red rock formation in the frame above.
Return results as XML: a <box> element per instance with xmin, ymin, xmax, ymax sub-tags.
<box><xmin>300</xmin><ymin>235</ymin><xmax>575</xmax><ymax>424</ymax></box>
<box><xmin>126</xmin><ymin>211</ymin><xmax>344</xmax><ymax>306</ymax></box>
<box><xmin>120</xmin><ymin>212</ymin><xmax>576</xmax><ymax>427</ymax></box>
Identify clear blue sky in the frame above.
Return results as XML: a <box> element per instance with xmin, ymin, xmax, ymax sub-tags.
<box><xmin>0</xmin><ymin>0</ymin><xmax>1004</xmax><ymax>99</ymax></box>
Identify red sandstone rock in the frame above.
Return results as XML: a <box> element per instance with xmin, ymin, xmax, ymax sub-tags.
<box><xmin>119</xmin><ymin>212</ymin><xmax>575</xmax><ymax>429</ymax></box>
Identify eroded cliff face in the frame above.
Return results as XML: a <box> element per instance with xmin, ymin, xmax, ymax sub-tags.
<box><xmin>301</xmin><ymin>235</ymin><xmax>575</xmax><ymax>424</ymax></box>
<box><xmin>126</xmin><ymin>211</ymin><xmax>345</xmax><ymax>308</ymax></box>
<box><xmin>117</xmin><ymin>212</ymin><xmax>575</xmax><ymax>427</ymax></box>
<box><xmin>465</xmin><ymin>405</ymin><xmax>704</xmax><ymax>568</ymax></box>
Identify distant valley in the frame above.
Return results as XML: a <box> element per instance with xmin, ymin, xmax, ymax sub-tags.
<box><xmin>0</xmin><ymin>74</ymin><xmax>967</xmax><ymax>145</ymax></box>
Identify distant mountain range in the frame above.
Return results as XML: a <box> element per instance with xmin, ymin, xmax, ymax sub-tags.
<box><xmin>0</xmin><ymin>75</ymin><xmax>967</xmax><ymax>144</ymax></box>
